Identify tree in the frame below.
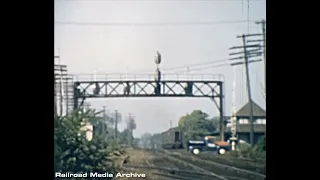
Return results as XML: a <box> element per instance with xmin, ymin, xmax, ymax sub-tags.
<box><xmin>126</xmin><ymin>116</ymin><xmax>136</xmax><ymax>146</ymax></box>
<box><xmin>132</xmin><ymin>138</ymin><xmax>141</xmax><ymax>147</ymax></box>
<box><xmin>211</xmin><ymin>116</ymin><xmax>221</xmax><ymax>132</ymax></box>
<box><xmin>54</xmin><ymin>109</ymin><xmax>116</xmax><ymax>175</ymax></box>
<box><xmin>118</xmin><ymin>129</ymin><xmax>133</xmax><ymax>144</ymax></box>
<box><xmin>178</xmin><ymin>110</ymin><xmax>218</xmax><ymax>142</ymax></box>
<box><xmin>150</xmin><ymin>133</ymin><xmax>162</xmax><ymax>149</ymax></box>
<box><xmin>140</xmin><ymin>132</ymin><xmax>152</xmax><ymax>148</ymax></box>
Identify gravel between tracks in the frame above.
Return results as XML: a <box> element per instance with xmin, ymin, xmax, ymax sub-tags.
<box><xmin>163</xmin><ymin>150</ymin><xmax>265</xmax><ymax>180</ymax></box>
<box><xmin>169</xmin><ymin>149</ymin><xmax>266</xmax><ymax>174</ymax></box>
<box><xmin>122</xmin><ymin>148</ymin><xmax>223</xmax><ymax>180</ymax></box>
<box><xmin>121</xmin><ymin>148</ymin><xmax>266</xmax><ymax>180</ymax></box>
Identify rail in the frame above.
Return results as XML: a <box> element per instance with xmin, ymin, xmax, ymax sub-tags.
<box><xmin>162</xmin><ymin>149</ymin><xmax>266</xmax><ymax>180</ymax></box>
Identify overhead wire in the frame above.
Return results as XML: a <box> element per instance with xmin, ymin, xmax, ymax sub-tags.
<box><xmin>171</xmin><ymin>62</ymin><xmax>232</xmax><ymax>74</ymax></box>
<box><xmin>128</xmin><ymin>58</ymin><xmax>230</xmax><ymax>73</ymax></box>
<box><xmin>161</xmin><ymin>59</ymin><xmax>229</xmax><ymax>71</ymax></box>
<box><xmin>54</xmin><ymin>20</ymin><xmax>259</xmax><ymax>27</ymax></box>
<box><xmin>247</xmin><ymin>0</ymin><xmax>250</xmax><ymax>33</ymax></box>
<box><xmin>58</xmin><ymin>0</ymin><xmax>265</xmax><ymax>2</ymax></box>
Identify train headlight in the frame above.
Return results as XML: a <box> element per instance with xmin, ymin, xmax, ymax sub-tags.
<box><xmin>189</xmin><ymin>146</ymin><xmax>193</xmax><ymax>149</ymax></box>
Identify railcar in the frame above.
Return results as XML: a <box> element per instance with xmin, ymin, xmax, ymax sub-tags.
<box><xmin>161</xmin><ymin>127</ymin><xmax>184</xmax><ymax>149</ymax></box>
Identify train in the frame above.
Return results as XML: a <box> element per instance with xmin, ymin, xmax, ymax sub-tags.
<box><xmin>161</xmin><ymin>127</ymin><xmax>184</xmax><ymax>149</ymax></box>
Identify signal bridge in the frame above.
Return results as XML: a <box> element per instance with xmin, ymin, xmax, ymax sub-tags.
<box><xmin>72</xmin><ymin>73</ymin><xmax>226</xmax><ymax>140</ymax></box>
<box><xmin>73</xmin><ymin>73</ymin><xmax>224</xmax><ymax>106</ymax></box>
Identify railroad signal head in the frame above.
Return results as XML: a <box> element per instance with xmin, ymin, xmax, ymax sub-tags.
<box><xmin>93</xmin><ymin>83</ymin><xmax>100</xmax><ymax>95</ymax></box>
<box><xmin>154</xmin><ymin>51</ymin><xmax>161</xmax><ymax>64</ymax></box>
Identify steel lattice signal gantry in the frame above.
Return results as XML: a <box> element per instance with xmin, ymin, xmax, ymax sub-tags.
<box><xmin>73</xmin><ymin>80</ymin><xmax>223</xmax><ymax>102</ymax></box>
<box><xmin>72</xmin><ymin>76</ymin><xmax>226</xmax><ymax>140</ymax></box>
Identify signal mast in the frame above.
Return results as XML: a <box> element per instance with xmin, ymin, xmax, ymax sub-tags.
<box><xmin>230</xmin><ymin>66</ymin><xmax>238</xmax><ymax>151</ymax></box>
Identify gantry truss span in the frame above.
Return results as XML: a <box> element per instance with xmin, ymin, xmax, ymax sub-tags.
<box><xmin>74</xmin><ymin>81</ymin><xmax>222</xmax><ymax>98</ymax></box>
<box><xmin>72</xmin><ymin>73</ymin><xmax>225</xmax><ymax>141</ymax></box>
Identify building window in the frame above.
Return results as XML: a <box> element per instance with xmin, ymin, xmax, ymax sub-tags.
<box><xmin>255</xmin><ymin>118</ymin><xmax>266</xmax><ymax>124</ymax></box>
<box><xmin>239</xmin><ymin>118</ymin><xmax>249</xmax><ymax>124</ymax></box>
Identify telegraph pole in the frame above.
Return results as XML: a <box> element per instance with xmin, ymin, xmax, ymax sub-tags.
<box><xmin>115</xmin><ymin>110</ymin><xmax>119</xmax><ymax>139</ymax></box>
<box><xmin>256</xmin><ymin>19</ymin><xmax>266</xmax><ymax>96</ymax></box>
<box><xmin>102</xmin><ymin>106</ymin><xmax>106</xmax><ymax>135</ymax></box>
<box><xmin>57</xmin><ymin>54</ymin><xmax>64</xmax><ymax>116</ymax></box>
<box><xmin>229</xmin><ymin>34</ymin><xmax>262</xmax><ymax>145</ymax></box>
<box><xmin>54</xmin><ymin>55</ymin><xmax>69</xmax><ymax>117</ymax></box>
<box><xmin>54</xmin><ymin>69</ymin><xmax>58</xmax><ymax>117</ymax></box>
<box><xmin>128</xmin><ymin>113</ymin><xmax>132</xmax><ymax>146</ymax></box>
<box><xmin>241</xmin><ymin>34</ymin><xmax>254</xmax><ymax>146</ymax></box>
<box><xmin>127</xmin><ymin>113</ymin><xmax>136</xmax><ymax>146</ymax></box>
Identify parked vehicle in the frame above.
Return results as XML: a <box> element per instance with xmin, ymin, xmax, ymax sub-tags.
<box><xmin>187</xmin><ymin>136</ymin><xmax>231</xmax><ymax>155</ymax></box>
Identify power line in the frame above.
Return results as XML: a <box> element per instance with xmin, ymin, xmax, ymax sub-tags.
<box><xmin>128</xmin><ymin>58</ymin><xmax>229</xmax><ymax>73</ymax></box>
<box><xmin>172</xmin><ymin>62</ymin><xmax>232</xmax><ymax>73</ymax></box>
<box><xmin>59</xmin><ymin>0</ymin><xmax>266</xmax><ymax>2</ymax></box>
<box><xmin>162</xmin><ymin>59</ymin><xmax>229</xmax><ymax>71</ymax></box>
<box><xmin>229</xmin><ymin>34</ymin><xmax>262</xmax><ymax>145</ymax></box>
<box><xmin>55</xmin><ymin>20</ymin><xmax>259</xmax><ymax>27</ymax></box>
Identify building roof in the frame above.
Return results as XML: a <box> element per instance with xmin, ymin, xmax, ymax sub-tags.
<box><xmin>162</xmin><ymin>126</ymin><xmax>181</xmax><ymax>134</ymax></box>
<box><xmin>236</xmin><ymin>101</ymin><xmax>266</xmax><ymax>117</ymax></box>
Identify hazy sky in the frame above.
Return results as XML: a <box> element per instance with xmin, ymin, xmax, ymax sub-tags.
<box><xmin>54</xmin><ymin>0</ymin><xmax>266</xmax><ymax>137</ymax></box>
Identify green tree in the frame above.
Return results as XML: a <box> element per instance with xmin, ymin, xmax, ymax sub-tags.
<box><xmin>150</xmin><ymin>133</ymin><xmax>162</xmax><ymax>148</ymax></box>
<box><xmin>140</xmin><ymin>132</ymin><xmax>152</xmax><ymax>148</ymax></box>
<box><xmin>54</xmin><ymin>109</ymin><xmax>116</xmax><ymax>178</ymax></box>
<box><xmin>211</xmin><ymin>116</ymin><xmax>221</xmax><ymax>132</ymax></box>
<box><xmin>178</xmin><ymin>110</ymin><xmax>218</xmax><ymax>142</ymax></box>
<box><xmin>118</xmin><ymin>129</ymin><xmax>134</xmax><ymax>145</ymax></box>
<box><xmin>132</xmin><ymin>137</ymin><xmax>141</xmax><ymax>147</ymax></box>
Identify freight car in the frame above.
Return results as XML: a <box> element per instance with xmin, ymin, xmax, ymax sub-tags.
<box><xmin>161</xmin><ymin>127</ymin><xmax>184</xmax><ymax>149</ymax></box>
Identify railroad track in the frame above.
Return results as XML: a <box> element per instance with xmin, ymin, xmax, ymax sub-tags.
<box><xmin>122</xmin><ymin>148</ymin><xmax>225</xmax><ymax>180</ymax></box>
<box><xmin>159</xmin><ymin>149</ymin><xmax>266</xmax><ymax>180</ymax></box>
<box><xmin>123</xmin><ymin>149</ymin><xmax>266</xmax><ymax>180</ymax></box>
<box><xmin>170</xmin><ymin>150</ymin><xmax>266</xmax><ymax>174</ymax></box>
<box><xmin>124</xmin><ymin>148</ymin><xmax>266</xmax><ymax>180</ymax></box>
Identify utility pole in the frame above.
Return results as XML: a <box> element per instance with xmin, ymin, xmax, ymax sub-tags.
<box><xmin>57</xmin><ymin>54</ymin><xmax>64</xmax><ymax>116</ymax></box>
<box><xmin>114</xmin><ymin>110</ymin><xmax>119</xmax><ymax>139</ymax></box>
<box><xmin>170</xmin><ymin>120</ymin><xmax>172</xmax><ymax>129</ymax></box>
<box><xmin>54</xmin><ymin>68</ymin><xmax>58</xmax><ymax>117</ymax></box>
<box><xmin>229</xmin><ymin>34</ymin><xmax>263</xmax><ymax>145</ymax></box>
<box><xmin>241</xmin><ymin>34</ymin><xmax>254</xmax><ymax>146</ymax></box>
<box><xmin>127</xmin><ymin>113</ymin><xmax>136</xmax><ymax>146</ymax></box>
<box><xmin>256</xmin><ymin>19</ymin><xmax>266</xmax><ymax>96</ymax></box>
<box><xmin>54</xmin><ymin>55</ymin><xmax>68</xmax><ymax>117</ymax></box>
<box><xmin>128</xmin><ymin>113</ymin><xmax>132</xmax><ymax>146</ymax></box>
<box><xmin>102</xmin><ymin>106</ymin><xmax>107</xmax><ymax>135</ymax></box>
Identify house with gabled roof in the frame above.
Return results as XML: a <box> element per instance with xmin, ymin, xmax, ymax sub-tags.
<box><xmin>225</xmin><ymin>100</ymin><xmax>266</xmax><ymax>144</ymax></box>
<box><xmin>234</xmin><ymin>100</ymin><xmax>266</xmax><ymax>144</ymax></box>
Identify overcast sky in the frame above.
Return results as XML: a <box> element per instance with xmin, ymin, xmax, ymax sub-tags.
<box><xmin>54</xmin><ymin>0</ymin><xmax>266</xmax><ymax>137</ymax></box>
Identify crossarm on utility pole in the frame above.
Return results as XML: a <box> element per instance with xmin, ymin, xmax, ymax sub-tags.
<box><xmin>229</xmin><ymin>34</ymin><xmax>259</xmax><ymax>145</ymax></box>
<box><xmin>256</xmin><ymin>19</ymin><xmax>266</xmax><ymax>97</ymax></box>
<box><xmin>240</xmin><ymin>34</ymin><xmax>255</xmax><ymax>145</ymax></box>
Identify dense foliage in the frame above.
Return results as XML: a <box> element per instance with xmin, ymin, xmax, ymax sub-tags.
<box><xmin>257</xmin><ymin>135</ymin><xmax>266</xmax><ymax>152</ymax></box>
<box><xmin>54</xmin><ymin>109</ymin><xmax>117</xmax><ymax>179</ymax></box>
<box><xmin>178</xmin><ymin>110</ymin><xmax>218</xmax><ymax>141</ymax></box>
